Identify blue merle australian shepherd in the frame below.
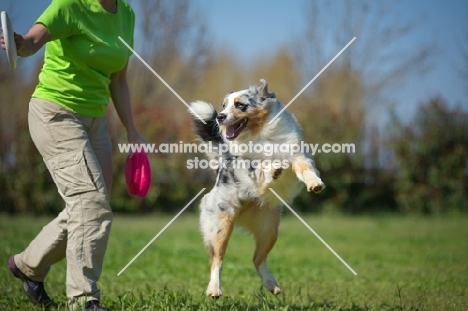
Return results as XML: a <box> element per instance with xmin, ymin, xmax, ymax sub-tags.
<box><xmin>189</xmin><ymin>79</ymin><xmax>325</xmax><ymax>298</ymax></box>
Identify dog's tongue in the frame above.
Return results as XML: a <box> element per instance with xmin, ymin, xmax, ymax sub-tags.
<box><xmin>226</xmin><ymin>125</ymin><xmax>236</xmax><ymax>139</ymax></box>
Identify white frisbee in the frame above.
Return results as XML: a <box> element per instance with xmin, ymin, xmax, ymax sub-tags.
<box><xmin>1</xmin><ymin>11</ymin><xmax>17</xmax><ymax>69</ymax></box>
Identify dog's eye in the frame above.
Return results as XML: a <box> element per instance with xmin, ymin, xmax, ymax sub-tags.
<box><xmin>222</xmin><ymin>103</ymin><xmax>226</xmax><ymax>109</ymax></box>
<box><xmin>235</xmin><ymin>102</ymin><xmax>246</xmax><ymax>110</ymax></box>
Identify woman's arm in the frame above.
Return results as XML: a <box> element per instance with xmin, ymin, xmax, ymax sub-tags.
<box><xmin>0</xmin><ymin>23</ymin><xmax>50</xmax><ymax>57</ymax></box>
<box><xmin>110</xmin><ymin>61</ymin><xmax>146</xmax><ymax>145</ymax></box>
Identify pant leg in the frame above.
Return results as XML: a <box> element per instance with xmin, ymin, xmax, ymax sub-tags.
<box><xmin>14</xmin><ymin>210</ymin><xmax>68</xmax><ymax>281</ymax></box>
<box><xmin>88</xmin><ymin>115</ymin><xmax>113</xmax><ymax>196</ymax></box>
<box><xmin>15</xmin><ymin>98</ymin><xmax>112</xmax><ymax>303</ymax></box>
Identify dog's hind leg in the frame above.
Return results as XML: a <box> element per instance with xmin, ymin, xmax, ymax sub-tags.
<box><xmin>243</xmin><ymin>205</ymin><xmax>282</xmax><ymax>295</ymax></box>
<box><xmin>200</xmin><ymin>207</ymin><xmax>235</xmax><ymax>299</ymax></box>
<box><xmin>254</xmin><ymin>210</ymin><xmax>281</xmax><ymax>295</ymax></box>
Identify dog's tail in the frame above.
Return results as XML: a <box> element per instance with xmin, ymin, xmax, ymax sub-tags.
<box><xmin>189</xmin><ymin>101</ymin><xmax>223</xmax><ymax>160</ymax></box>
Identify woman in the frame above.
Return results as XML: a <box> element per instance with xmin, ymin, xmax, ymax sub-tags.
<box><xmin>1</xmin><ymin>0</ymin><xmax>144</xmax><ymax>310</ymax></box>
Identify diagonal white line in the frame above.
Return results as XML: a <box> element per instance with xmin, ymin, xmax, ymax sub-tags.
<box><xmin>117</xmin><ymin>188</ymin><xmax>206</xmax><ymax>276</ymax></box>
<box><xmin>268</xmin><ymin>37</ymin><xmax>356</xmax><ymax>125</ymax></box>
<box><xmin>118</xmin><ymin>36</ymin><xmax>206</xmax><ymax>124</ymax></box>
<box><xmin>268</xmin><ymin>188</ymin><xmax>357</xmax><ymax>275</ymax></box>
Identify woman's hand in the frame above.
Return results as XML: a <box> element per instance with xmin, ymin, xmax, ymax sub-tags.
<box><xmin>13</xmin><ymin>32</ymin><xmax>26</xmax><ymax>55</ymax></box>
<box><xmin>0</xmin><ymin>31</ymin><xmax>23</xmax><ymax>51</ymax></box>
<box><xmin>126</xmin><ymin>128</ymin><xmax>147</xmax><ymax>157</ymax></box>
<box><xmin>1</xmin><ymin>24</ymin><xmax>49</xmax><ymax>57</ymax></box>
<box><xmin>127</xmin><ymin>127</ymin><xmax>146</xmax><ymax>146</ymax></box>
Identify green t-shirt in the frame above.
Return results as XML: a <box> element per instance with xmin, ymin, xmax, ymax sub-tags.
<box><xmin>32</xmin><ymin>0</ymin><xmax>135</xmax><ymax>118</ymax></box>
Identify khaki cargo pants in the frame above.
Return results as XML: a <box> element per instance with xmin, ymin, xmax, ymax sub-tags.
<box><xmin>14</xmin><ymin>98</ymin><xmax>113</xmax><ymax>307</ymax></box>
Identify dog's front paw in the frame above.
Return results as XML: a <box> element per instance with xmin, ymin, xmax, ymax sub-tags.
<box><xmin>309</xmin><ymin>181</ymin><xmax>325</xmax><ymax>193</ymax></box>
<box><xmin>308</xmin><ymin>182</ymin><xmax>326</xmax><ymax>193</ymax></box>
<box><xmin>303</xmin><ymin>171</ymin><xmax>325</xmax><ymax>193</ymax></box>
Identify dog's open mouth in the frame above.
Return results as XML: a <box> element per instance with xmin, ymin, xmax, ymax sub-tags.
<box><xmin>225</xmin><ymin>118</ymin><xmax>248</xmax><ymax>140</ymax></box>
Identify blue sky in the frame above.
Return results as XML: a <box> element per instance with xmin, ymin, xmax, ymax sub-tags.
<box><xmin>1</xmin><ymin>0</ymin><xmax>467</xmax><ymax>120</ymax></box>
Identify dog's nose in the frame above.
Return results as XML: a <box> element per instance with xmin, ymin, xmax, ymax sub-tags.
<box><xmin>217</xmin><ymin>113</ymin><xmax>227</xmax><ymax>123</ymax></box>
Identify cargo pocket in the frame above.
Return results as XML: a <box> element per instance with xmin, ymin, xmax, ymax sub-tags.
<box><xmin>47</xmin><ymin>150</ymin><xmax>96</xmax><ymax>197</ymax></box>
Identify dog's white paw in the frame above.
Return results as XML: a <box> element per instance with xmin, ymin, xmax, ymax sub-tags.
<box><xmin>272</xmin><ymin>286</ymin><xmax>281</xmax><ymax>295</ymax></box>
<box><xmin>309</xmin><ymin>180</ymin><xmax>325</xmax><ymax>193</ymax></box>
<box><xmin>206</xmin><ymin>284</ymin><xmax>222</xmax><ymax>299</ymax></box>
<box><xmin>263</xmin><ymin>279</ymin><xmax>281</xmax><ymax>295</ymax></box>
<box><xmin>303</xmin><ymin>171</ymin><xmax>325</xmax><ymax>193</ymax></box>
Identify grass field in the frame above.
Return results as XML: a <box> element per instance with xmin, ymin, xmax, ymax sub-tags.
<box><xmin>1</xmin><ymin>213</ymin><xmax>467</xmax><ymax>311</ymax></box>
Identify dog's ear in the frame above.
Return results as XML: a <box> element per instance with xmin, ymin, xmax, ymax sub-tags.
<box><xmin>257</xmin><ymin>79</ymin><xmax>276</xmax><ymax>100</ymax></box>
<box><xmin>257</xmin><ymin>79</ymin><xmax>269</xmax><ymax>98</ymax></box>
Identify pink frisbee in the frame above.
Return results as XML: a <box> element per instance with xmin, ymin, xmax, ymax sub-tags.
<box><xmin>125</xmin><ymin>152</ymin><xmax>151</xmax><ymax>198</ymax></box>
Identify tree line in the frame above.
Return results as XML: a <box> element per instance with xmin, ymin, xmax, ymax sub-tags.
<box><xmin>0</xmin><ymin>0</ymin><xmax>467</xmax><ymax>215</ymax></box>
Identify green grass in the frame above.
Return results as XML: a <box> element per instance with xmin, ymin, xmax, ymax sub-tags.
<box><xmin>1</xmin><ymin>213</ymin><xmax>467</xmax><ymax>310</ymax></box>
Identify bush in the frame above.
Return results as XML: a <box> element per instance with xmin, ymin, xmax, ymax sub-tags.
<box><xmin>389</xmin><ymin>97</ymin><xmax>468</xmax><ymax>214</ymax></box>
